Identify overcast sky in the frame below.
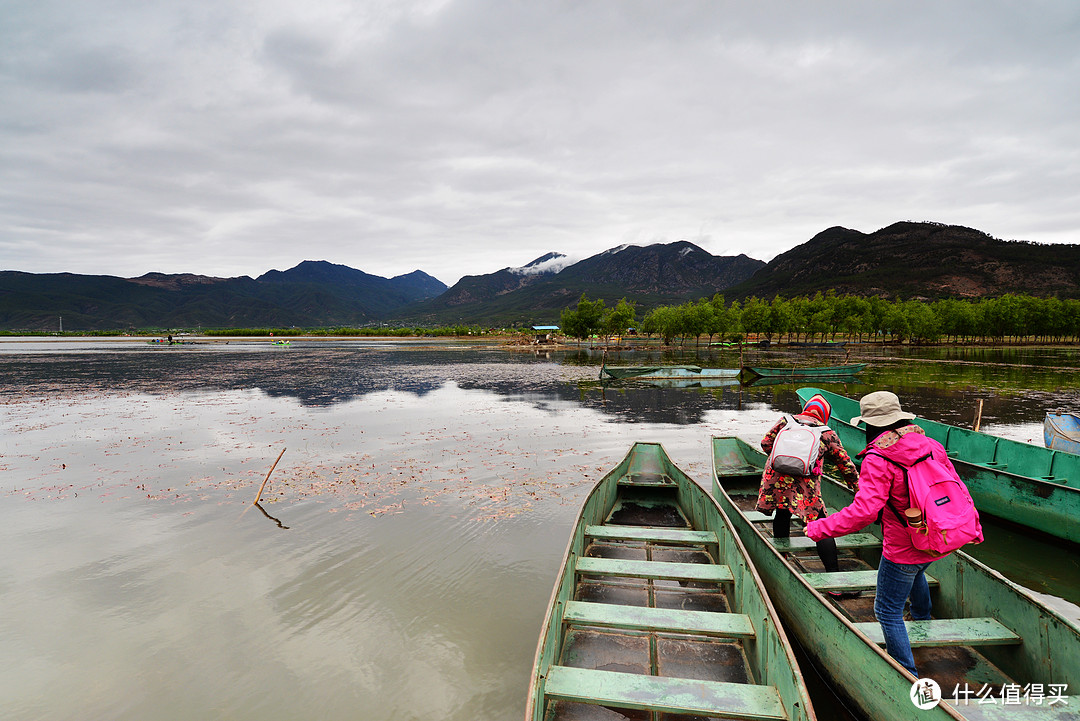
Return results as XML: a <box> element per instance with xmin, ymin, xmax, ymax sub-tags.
<box><xmin>2</xmin><ymin>1</ymin><xmax>1078</xmax><ymax>286</ymax></box>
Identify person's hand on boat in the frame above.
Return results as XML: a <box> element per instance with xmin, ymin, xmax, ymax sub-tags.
<box><xmin>803</xmin><ymin>519</ymin><xmax>826</xmax><ymax>542</ymax></box>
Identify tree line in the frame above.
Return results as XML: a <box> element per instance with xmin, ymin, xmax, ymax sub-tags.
<box><xmin>559</xmin><ymin>292</ymin><xmax>1080</xmax><ymax>345</ymax></box>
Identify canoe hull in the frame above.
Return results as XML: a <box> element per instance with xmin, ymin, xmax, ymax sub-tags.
<box><xmin>744</xmin><ymin>364</ymin><xmax>867</xmax><ymax>379</ymax></box>
<box><xmin>710</xmin><ymin>437</ymin><xmax>961</xmax><ymax>721</ymax></box>
<box><xmin>600</xmin><ymin>365</ymin><xmax>742</xmax><ymax>380</ymax></box>
<box><xmin>711</xmin><ymin>436</ymin><xmax>1080</xmax><ymax>721</ymax></box>
<box><xmin>798</xmin><ymin>387</ymin><xmax>1080</xmax><ymax>546</ymax></box>
<box><xmin>527</xmin><ymin>442</ymin><xmax>815</xmax><ymax>721</ymax></box>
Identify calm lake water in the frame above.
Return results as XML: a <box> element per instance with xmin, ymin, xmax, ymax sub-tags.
<box><xmin>1</xmin><ymin>338</ymin><xmax>1078</xmax><ymax>721</ymax></box>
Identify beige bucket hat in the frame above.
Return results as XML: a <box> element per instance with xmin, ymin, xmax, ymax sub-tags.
<box><xmin>850</xmin><ymin>390</ymin><xmax>917</xmax><ymax>426</ymax></box>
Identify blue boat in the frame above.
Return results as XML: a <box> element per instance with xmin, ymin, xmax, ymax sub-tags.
<box><xmin>1045</xmin><ymin>413</ymin><xmax>1080</xmax><ymax>454</ymax></box>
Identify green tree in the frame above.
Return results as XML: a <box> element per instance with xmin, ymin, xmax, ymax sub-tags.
<box><xmin>767</xmin><ymin>296</ymin><xmax>794</xmax><ymax>342</ymax></box>
<box><xmin>604</xmin><ymin>298</ymin><xmax>637</xmax><ymax>339</ymax></box>
<box><xmin>642</xmin><ymin>305</ymin><xmax>681</xmax><ymax>345</ymax></box>
<box><xmin>560</xmin><ymin>294</ymin><xmax>606</xmax><ymax>342</ymax></box>
<box><xmin>681</xmin><ymin>300</ymin><xmax>714</xmax><ymax>347</ymax></box>
<box><xmin>740</xmin><ymin>297</ymin><xmax>771</xmax><ymax>340</ymax></box>
<box><xmin>835</xmin><ymin>295</ymin><xmax>871</xmax><ymax>341</ymax></box>
<box><xmin>903</xmin><ymin>300</ymin><xmax>941</xmax><ymax>343</ymax></box>
<box><xmin>786</xmin><ymin>296</ymin><xmax>809</xmax><ymax>341</ymax></box>
<box><xmin>706</xmin><ymin>294</ymin><xmax>737</xmax><ymax>342</ymax></box>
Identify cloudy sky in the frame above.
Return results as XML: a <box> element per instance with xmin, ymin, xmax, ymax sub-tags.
<box><xmin>2</xmin><ymin>1</ymin><xmax>1078</xmax><ymax>286</ymax></box>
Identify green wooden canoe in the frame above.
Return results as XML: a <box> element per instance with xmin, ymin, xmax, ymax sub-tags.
<box><xmin>712</xmin><ymin>436</ymin><xmax>1080</xmax><ymax>720</ymax></box>
<box><xmin>742</xmin><ymin>364</ymin><xmax>867</xmax><ymax>379</ymax></box>
<box><xmin>599</xmin><ymin>364</ymin><xmax>742</xmax><ymax>380</ymax></box>
<box><xmin>796</xmin><ymin>387</ymin><xmax>1080</xmax><ymax>545</ymax></box>
<box><xmin>526</xmin><ymin>442</ymin><xmax>816</xmax><ymax>721</ymax></box>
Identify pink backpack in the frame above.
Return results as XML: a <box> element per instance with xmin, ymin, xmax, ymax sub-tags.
<box><xmin>867</xmin><ymin>448</ymin><xmax>983</xmax><ymax>556</ymax></box>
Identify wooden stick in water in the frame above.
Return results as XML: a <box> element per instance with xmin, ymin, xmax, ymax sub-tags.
<box><xmin>253</xmin><ymin>447</ymin><xmax>286</xmax><ymax>506</ymax></box>
<box><xmin>973</xmin><ymin>399</ymin><xmax>984</xmax><ymax>432</ymax></box>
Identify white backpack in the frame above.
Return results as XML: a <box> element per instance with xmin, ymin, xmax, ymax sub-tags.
<box><xmin>767</xmin><ymin>415</ymin><xmax>826</xmax><ymax>477</ymax></box>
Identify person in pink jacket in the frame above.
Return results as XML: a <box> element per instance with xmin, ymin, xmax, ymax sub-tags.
<box><xmin>805</xmin><ymin>390</ymin><xmax>956</xmax><ymax>677</ymax></box>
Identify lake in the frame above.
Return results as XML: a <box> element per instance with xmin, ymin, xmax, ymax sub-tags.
<box><xmin>1</xmin><ymin>338</ymin><xmax>1078</xmax><ymax>720</ymax></box>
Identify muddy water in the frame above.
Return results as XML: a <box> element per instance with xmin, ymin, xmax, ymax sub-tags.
<box><xmin>0</xmin><ymin>338</ymin><xmax>1077</xmax><ymax>721</ymax></box>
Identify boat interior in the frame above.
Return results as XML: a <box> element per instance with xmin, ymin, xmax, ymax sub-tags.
<box><xmin>725</xmin><ymin>488</ymin><xmax>1020</xmax><ymax>698</ymax></box>
<box><xmin>544</xmin><ymin>479</ymin><xmax>789</xmax><ymax>721</ymax></box>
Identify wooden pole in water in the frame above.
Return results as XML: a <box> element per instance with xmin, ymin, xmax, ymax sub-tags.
<box><xmin>253</xmin><ymin>447</ymin><xmax>287</xmax><ymax>506</ymax></box>
<box><xmin>973</xmin><ymin>399</ymin><xmax>984</xmax><ymax>432</ymax></box>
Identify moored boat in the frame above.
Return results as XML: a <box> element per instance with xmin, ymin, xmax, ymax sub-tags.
<box><xmin>635</xmin><ymin>376</ymin><xmax>743</xmax><ymax>389</ymax></box>
<box><xmin>526</xmin><ymin>442</ymin><xmax>815</xmax><ymax>721</ymax></box>
<box><xmin>711</xmin><ymin>435</ymin><xmax>1080</xmax><ymax>720</ymax></box>
<box><xmin>797</xmin><ymin>388</ymin><xmax>1080</xmax><ymax>545</ymax></box>
<box><xmin>742</xmin><ymin>363</ymin><xmax>867</xmax><ymax>379</ymax></box>
<box><xmin>1045</xmin><ymin>413</ymin><xmax>1080</xmax><ymax>455</ymax></box>
<box><xmin>599</xmin><ymin>364</ymin><xmax>741</xmax><ymax>381</ymax></box>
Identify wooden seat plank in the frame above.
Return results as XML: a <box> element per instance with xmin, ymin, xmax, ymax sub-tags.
<box><xmin>563</xmin><ymin>600</ymin><xmax>755</xmax><ymax>638</ymax></box>
<box><xmin>771</xmin><ymin>533</ymin><xmax>881</xmax><ymax>551</ymax></box>
<box><xmin>854</xmin><ymin>618</ymin><xmax>1021</xmax><ymax>647</ymax></box>
<box><xmin>543</xmin><ymin>665</ymin><xmax>787</xmax><ymax>720</ymax></box>
<box><xmin>586</xmin><ymin>525</ymin><xmax>718</xmax><ymax>545</ymax></box>
<box><xmin>803</xmin><ymin>569</ymin><xmax>939</xmax><ymax>592</ymax></box>
<box><xmin>576</xmin><ymin>557</ymin><xmax>733</xmax><ymax>583</ymax></box>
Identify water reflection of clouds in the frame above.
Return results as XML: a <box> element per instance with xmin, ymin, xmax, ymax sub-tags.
<box><xmin>4</xmin><ymin>347</ymin><xmax>1080</xmax><ymax>720</ymax></box>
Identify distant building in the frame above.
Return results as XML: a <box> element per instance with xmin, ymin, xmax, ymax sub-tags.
<box><xmin>531</xmin><ymin>325</ymin><xmax>560</xmax><ymax>344</ymax></box>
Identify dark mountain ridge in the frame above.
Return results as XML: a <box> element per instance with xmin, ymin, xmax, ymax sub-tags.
<box><xmin>431</xmin><ymin>252</ymin><xmax>570</xmax><ymax>308</ymax></box>
<box><xmin>410</xmin><ymin>241</ymin><xmax>766</xmax><ymax>324</ymax></box>
<box><xmin>729</xmin><ymin>221</ymin><xmax>1080</xmax><ymax>300</ymax></box>
<box><xmin>0</xmin><ymin>261</ymin><xmax>446</xmax><ymax>331</ymax></box>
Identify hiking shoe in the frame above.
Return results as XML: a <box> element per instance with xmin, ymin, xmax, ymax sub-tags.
<box><xmin>826</xmin><ymin>590</ymin><xmax>861</xmax><ymax>600</ymax></box>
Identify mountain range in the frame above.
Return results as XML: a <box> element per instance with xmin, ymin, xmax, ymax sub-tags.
<box><xmin>729</xmin><ymin>221</ymin><xmax>1080</xmax><ymax>300</ymax></box>
<box><xmin>2</xmin><ymin>221</ymin><xmax>1078</xmax><ymax>331</ymax></box>
<box><xmin>0</xmin><ymin>262</ymin><xmax>446</xmax><ymax>331</ymax></box>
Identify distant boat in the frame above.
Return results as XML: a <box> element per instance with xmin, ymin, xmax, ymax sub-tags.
<box><xmin>636</xmin><ymin>376</ymin><xmax>743</xmax><ymax>389</ymax></box>
<box><xmin>798</xmin><ymin>387</ymin><xmax>1080</xmax><ymax>545</ymax></box>
<box><xmin>742</xmin><ymin>363</ymin><xmax>867</xmax><ymax>379</ymax></box>
<box><xmin>1045</xmin><ymin>412</ymin><xmax>1080</xmax><ymax>454</ymax></box>
<box><xmin>526</xmin><ymin>442</ymin><xmax>815</xmax><ymax>721</ymax></box>
<box><xmin>711</xmin><ymin>435</ymin><xmax>1080</xmax><ymax>721</ymax></box>
<box><xmin>785</xmin><ymin>341</ymin><xmax>848</xmax><ymax>349</ymax></box>
<box><xmin>599</xmin><ymin>364</ymin><xmax>741</xmax><ymax>381</ymax></box>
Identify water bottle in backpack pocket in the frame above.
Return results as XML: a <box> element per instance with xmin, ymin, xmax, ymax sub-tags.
<box><xmin>869</xmin><ymin>449</ymin><xmax>983</xmax><ymax>555</ymax></box>
<box><xmin>767</xmin><ymin>415</ymin><xmax>826</xmax><ymax>477</ymax></box>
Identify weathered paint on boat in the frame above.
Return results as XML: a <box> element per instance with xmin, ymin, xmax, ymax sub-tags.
<box><xmin>743</xmin><ymin>364</ymin><xmax>867</xmax><ymax>379</ymax></box>
<box><xmin>797</xmin><ymin>387</ymin><xmax>1080</xmax><ymax>545</ymax></box>
<box><xmin>526</xmin><ymin>442</ymin><xmax>815</xmax><ymax>721</ymax></box>
<box><xmin>599</xmin><ymin>364</ymin><xmax>742</xmax><ymax>380</ymax></box>
<box><xmin>711</xmin><ymin>436</ymin><xmax>1080</xmax><ymax>721</ymax></box>
<box><xmin>1045</xmin><ymin>413</ymin><xmax>1080</xmax><ymax>455</ymax></box>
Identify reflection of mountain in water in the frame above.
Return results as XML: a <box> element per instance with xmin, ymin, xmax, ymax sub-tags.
<box><xmin>0</xmin><ymin>349</ymin><xmax>519</xmax><ymax>406</ymax></box>
<box><xmin>1</xmin><ymin>346</ymin><xmax>792</xmax><ymax>424</ymax></box>
<box><xmin>2</xmin><ymin>346</ymin><xmax>1077</xmax><ymax>426</ymax></box>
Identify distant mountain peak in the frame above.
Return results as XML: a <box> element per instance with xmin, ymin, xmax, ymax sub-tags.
<box><xmin>508</xmin><ymin>252</ymin><xmax>571</xmax><ymax>276</ymax></box>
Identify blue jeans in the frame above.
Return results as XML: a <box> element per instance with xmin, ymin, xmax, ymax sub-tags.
<box><xmin>875</xmin><ymin>558</ymin><xmax>934</xmax><ymax>676</ymax></box>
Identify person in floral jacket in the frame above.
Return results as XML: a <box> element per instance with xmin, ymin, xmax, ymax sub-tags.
<box><xmin>756</xmin><ymin>394</ymin><xmax>859</xmax><ymax>577</ymax></box>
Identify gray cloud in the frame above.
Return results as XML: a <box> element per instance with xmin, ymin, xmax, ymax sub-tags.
<box><xmin>2</xmin><ymin>0</ymin><xmax>1078</xmax><ymax>286</ymax></box>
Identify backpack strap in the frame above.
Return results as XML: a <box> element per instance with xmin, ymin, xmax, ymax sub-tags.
<box><xmin>863</xmin><ymin>449</ymin><xmax>918</xmax><ymax>527</ymax></box>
